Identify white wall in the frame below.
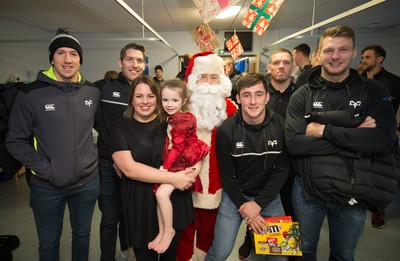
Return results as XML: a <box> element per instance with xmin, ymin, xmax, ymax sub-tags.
<box><xmin>1</xmin><ymin>17</ymin><xmax>399</xmax><ymax>83</ymax></box>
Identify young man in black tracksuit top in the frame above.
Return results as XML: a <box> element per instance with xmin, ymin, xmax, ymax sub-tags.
<box><xmin>206</xmin><ymin>73</ymin><xmax>289</xmax><ymax>261</ymax></box>
<box><xmin>94</xmin><ymin>43</ymin><xmax>146</xmax><ymax>261</ymax></box>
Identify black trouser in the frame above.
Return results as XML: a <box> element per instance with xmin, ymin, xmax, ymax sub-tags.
<box><xmin>98</xmin><ymin>157</ymin><xmax>127</xmax><ymax>261</ymax></box>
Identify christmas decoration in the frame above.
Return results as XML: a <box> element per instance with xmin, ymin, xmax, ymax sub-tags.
<box><xmin>225</xmin><ymin>33</ymin><xmax>244</xmax><ymax>60</ymax></box>
<box><xmin>242</xmin><ymin>0</ymin><xmax>285</xmax><ymax>36</ymax></box>
<box><xmin>191</xmin><ymin>23</ymin><xmax>220</xmax><ymax>52</ymax></box>
<box><xmin>193</xmin><ymin>0</ymin><xmax>240</xmax><ymax>23</ymax></box>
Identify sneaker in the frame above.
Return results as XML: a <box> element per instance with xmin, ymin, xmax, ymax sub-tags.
<box><xmin>371</xmin><ymin>212</ymin><xmax>385</xmax><ymax>229</ymax></box>
<box><xmin>238</xmin><ymin>233</ymin><xmax>253</xmax><ymax>260</ymax></box>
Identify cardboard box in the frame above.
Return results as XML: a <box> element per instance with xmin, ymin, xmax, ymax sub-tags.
<box><xmin>253</xmin><ymin>216</ymin><xmax>302</xmax><ymax>256</ymax></box>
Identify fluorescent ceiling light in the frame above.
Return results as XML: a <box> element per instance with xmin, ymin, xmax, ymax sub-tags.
<box><xmin>216</xmin><ymin>6</ymin><xmax>240</xmax><ymax>19</ymax></box>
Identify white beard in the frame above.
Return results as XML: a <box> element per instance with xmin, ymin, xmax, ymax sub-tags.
<box><xmin>188</xmin><ymin>75</ymin><xmax>232</xmax><ymax>131</ymax></box>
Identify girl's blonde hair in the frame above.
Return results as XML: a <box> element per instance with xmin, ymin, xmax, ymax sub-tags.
<box><xmin>159</xmin><ymin>78</ymin><xmax>190</xmax><ymax>122</ymax></box>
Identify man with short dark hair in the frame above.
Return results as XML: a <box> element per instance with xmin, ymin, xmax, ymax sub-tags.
<box><xmin>206</xmin><ymin>73</ymin><xmax>289</xmax><ymax>261</ymax></box>
<box><xmin>361</xmin><ymin>44</ymin><xmax>400</xmax><ymax>229</ymax></box>
<box><xmin>153</xmin><ymin>65</ymin><xmax>164</xmax><ymax>87</ymax></box>
<box><xmin>95</xmin><ymin>42</ymin><xmax>146</xmax><ymax>260</ymax></box>
<box><xmin>293</xmin><ymin>43</ymin><xmax>312</xmax><ymax>87</ymax></box>
<box><xmin>238</xmin><ymin>48</ymin><xmax>297</xmax><ymax>260</ymax></box>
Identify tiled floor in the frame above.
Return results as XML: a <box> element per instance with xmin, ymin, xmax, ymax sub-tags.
<box><xmin>1</xmin><ymin>175</ymin><xmax>399</xmax><ymax>261</ymax></box>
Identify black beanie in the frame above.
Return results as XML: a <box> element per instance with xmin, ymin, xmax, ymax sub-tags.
<box><xmin>48</xmin><ymin>28</ymin><xmax>83</xmax><ymax>65</ymax></box>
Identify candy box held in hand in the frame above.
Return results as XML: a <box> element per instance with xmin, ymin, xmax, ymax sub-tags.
<box><xmin>253</xmin><ymin>216</ymin><xmax>302</xmax><ymax>256</ymax></box>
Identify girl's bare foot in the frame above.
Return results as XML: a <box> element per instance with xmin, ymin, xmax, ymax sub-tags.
<box><xmin>148</xmin><ymin>233</ymin><xmax>162</xmax><ymax>250</ymax></box>
<box><xmin>154</xmin><ymin>229</ymin><xmax>175</xmax><ymax>254</ymax></box>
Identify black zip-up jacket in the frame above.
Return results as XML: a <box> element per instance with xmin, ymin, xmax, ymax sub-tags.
<box><xmin>6</xmin><ymin>70</ymin><xmax>100</xmax><ymax>188</ymax></box>
<box><xmin>285</xmin><ymin>68</ymin><xmax>398</xmax><ymax>210</ymax></box>
<box><xmin>94</xmin><ymin>72</ymin><xmax>130</xmax><ymax>160</ymax></box>
<box><xmin>216</xmin><ymin>107</ymin><xmax>289</xmax><ymax>209</ymax></box>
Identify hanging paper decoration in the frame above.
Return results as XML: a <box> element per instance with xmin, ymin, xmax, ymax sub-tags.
<box><xmin>242</xmin><ymin>0</ymin><xmax>285</xmax><ymax>36</ymax></box>
<box><xmin>191</xmin><ymin>23</ymin><xmax>220</xmax><ymax>52</ymax></box>
<box><xmin>226</xmin><ymin>33</ymin><xmax>244</xmax><ymax>60</ymax></box>
<box><xmin>193</xmin><ymin>0</ymin><xmax>240</xmax><ymax>23</ymax></box>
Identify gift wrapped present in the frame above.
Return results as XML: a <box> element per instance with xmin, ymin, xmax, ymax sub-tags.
<box><xmin>242</xmin><ymin>0</ymin><xmax>285</xmax><ymax>36</ymax></box>
<box><xmin>226</xmin><ymin>34</ymin><xmax>244</xmax><ymax>60</ymax></box>
<box><xmin>193</xmin><ymin>0</ymin><xmax>240</xmax><ymax>23</ymax></box>
<box><xmin>191</xmin><ymin>23</ymin><xmax>220</xmax><ymax>52</ymax></box>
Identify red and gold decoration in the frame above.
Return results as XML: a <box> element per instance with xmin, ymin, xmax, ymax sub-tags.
<box><xmin>191</xmin><ymin>23</ymin><xmax>220</xmax><ymax>52</ymax></box>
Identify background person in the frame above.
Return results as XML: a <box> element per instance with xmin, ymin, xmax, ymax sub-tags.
<box><xmin>224</xmin><ymin>57</ymin><xmax>242</xmax><ymax>105</ymax></box>
<box><xmin>292</xmin><ymin>43</ymin><xmax>312</xmax><ymax>86</ymax></box>
<box><xmin>361</xmin><ymin>44</ymin><xmax>400</xmax><ymax>229</ymax></box>
<box><xmin>153</xmin><ymin>65</ymin><xmax>165</xmax><ymax>88</ymax></box>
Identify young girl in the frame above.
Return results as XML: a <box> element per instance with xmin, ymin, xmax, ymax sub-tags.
<box><xmin>148</xmin><ymin>79</ymin><xmax>209</xmax><ymax>254</ymax></box>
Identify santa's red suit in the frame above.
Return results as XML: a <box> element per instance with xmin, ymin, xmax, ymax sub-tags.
<box><xmin>177</xmin><ymin>52</ymin><xmax>237</xmax><ymax>261</ymax></box>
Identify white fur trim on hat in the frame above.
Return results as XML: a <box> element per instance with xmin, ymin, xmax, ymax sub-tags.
<box><xmin>190</xmin><ymin>54</ymin><xmax>224</xmax><ymax>77</ymax></box>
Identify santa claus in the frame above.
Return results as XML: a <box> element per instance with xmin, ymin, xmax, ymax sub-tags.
<box><xmin>176</xmin><ymin>52</ymin><xmax>237</xmax><ymax>260</ymax></box>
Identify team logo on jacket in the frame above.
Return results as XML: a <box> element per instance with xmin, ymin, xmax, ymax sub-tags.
<box><xmin>45</xmin><ymin>104</ymin><xmax>55</xmax><ymax>111</ymax></box>
<box><xmin>349</xmin><ymin>100</ymin><xmax>361</xmax><ymax>109</ymax></box>
<box><xmin>236</xmin><ymin>142</ymin><xmax>244</xmax><ymax>149</ymax></box>
<box><xmin>85</xmin><ymin>100</ymin><xmax>93</xmax><ymax>107</ymax></box>
<box><xmin>312</xmin><ymin>101</ymin><xmax>323</xmax><ymax>109</ymax></box>
<box><xmin>267</xmin><ymin>140</ymin><xmax>278</xmax><ymax>147</ymax></box>
<box><xmin>113</xmin><ymin>92</ymin><xmax>121</xmax><ymax>98</ymax></box>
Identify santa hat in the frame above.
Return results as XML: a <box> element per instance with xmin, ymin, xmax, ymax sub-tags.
<box><xmin>184</xmin><ymin>52</ymin><xmax>224</xmax><ymax>83</ymax></box>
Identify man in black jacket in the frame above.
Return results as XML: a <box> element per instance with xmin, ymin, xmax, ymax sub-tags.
<box><xmin>206</xmin><ymin>73</ymin><xmax>289</xmax><ymax>261</ymax></box>
<box><xmin>94</xmin><ymin>43</ymin><xmax>146</xmax><ymax>261</ymax></box>
<box><xmin>285</xmin><ymin>25</ymin><xmax>398</xmax><ymax>261</ymax></box>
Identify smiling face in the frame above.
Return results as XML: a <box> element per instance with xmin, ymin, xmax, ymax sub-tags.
<box><xmin>118</xmin><ymin>48</ymin><xmax>145</xmax><ymax>85</ymax></box>
<box><xmin>237</xmin><ymin>82</ymin><xmax>269</xmax><ymax>125</ymax></box>
<box><xmin>132</xmin><ymin>83</ymin><xmax>157</xmax><ymax>122</ymax></box>
<box><xmin>161</xmin><ymin>87</ymin><xmax>187</xmax><ymax>116</ymax></box>
<box><xmin>319</xmin><ymin>36</ymin><xmax>357</xmax><ymax>82</ymax></box>
<box><xmin>51</xmin><ymin>47</ymin><xmax>81</xmax><ymax>82</ymax></box>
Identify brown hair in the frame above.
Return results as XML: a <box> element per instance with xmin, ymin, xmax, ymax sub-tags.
<box><xmin>158</xmin><ymin>78</ymin><xmax>190</xmax><ymax>122</ymax></box>
<box><xmin>269</xmin><ymin>48</ymin><xmax>293</xmax><ymax>64</ymax></box>
<box><xmin>123</xmin><ymin>75</ymin><xmax>160</xmax><ymax>120</ymax></box>
<box><xmin>319</xmin><ymin>25</ymin><xmax>355</xmax><ymax>50</ymax></box>
<box><xmin>236</xmin><ymin>73</ymin><xmax>268</xmax><ymax>94</ymax></box>
<box><xmin>119</xmin><ymin>43</ymin><xmax>145</xmax><ymax>61</ymax></box>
